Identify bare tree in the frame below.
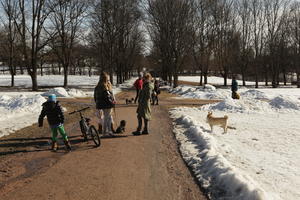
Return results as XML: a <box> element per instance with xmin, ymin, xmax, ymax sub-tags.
<box><xmin>90</xmin><ymin>0</ymin><xmax>143</xmax><ymax>84</ymax></box>
<box><xmin>237</xmin><ymin>0</ymin><xmax>252</xmax><ymax>86</ymax></box>
<box><xmin>193</xmin><ymin>0</ymin><xmax>213</xmax><ymax>86</ymax></box>
<box><xmin>0</xmin><ymin>0</ymin><xmax>18</xmax><ymax>87</ymax></box>
<box><xmin>264</xmin><ymin>0</ymin><xmax>289</xmax><ymax>88</ymax></box>
<box><xmin>289</xmin><ymin>1</ymin><xmax>300</xmax><ymax>87</ymax></box>
<box><xmin>146</xmin><ymin>0</ymin><xmax>195</xmax><ymax>87</ymax></box>
<box><xmin>13</xmin><ymin>0</ymin><xmax>53</xmax><ymax>91</ymax></box>
<box><xmin>48</xmin><ymin>0</ymin><xmax>89</xmax><ymax>87</ymax></box>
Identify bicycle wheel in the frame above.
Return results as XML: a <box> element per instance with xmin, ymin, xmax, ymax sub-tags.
<box><xmin>89</xmin><ymin>125</ymin><xmax>101</xmax><ymax>147</ymax></box>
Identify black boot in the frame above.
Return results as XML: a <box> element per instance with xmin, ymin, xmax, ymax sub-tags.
<box><xmin>142</xmin><ymin>119</ymin><xmax>149</xmax><ymax>134</ymax></box>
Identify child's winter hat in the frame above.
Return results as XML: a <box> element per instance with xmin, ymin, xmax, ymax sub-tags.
<box><xmin>48</xmin><ymin>94</ymin><xmax>57</xmax><ymax>102</ymax></box>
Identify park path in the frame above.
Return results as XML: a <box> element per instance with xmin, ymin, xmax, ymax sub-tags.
<box><xmin>0</xmin><ymin>89</ymin><xmax>212</xmax><ymax>200</ymax></box>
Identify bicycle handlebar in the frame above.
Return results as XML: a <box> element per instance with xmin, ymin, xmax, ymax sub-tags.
<box><xmin>69</xmin><ymin>107</ymin><xmax>90</xmax><ymax>115</ymax></box>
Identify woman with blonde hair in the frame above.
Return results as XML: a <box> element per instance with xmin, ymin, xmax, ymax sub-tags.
<box><xmin>132</xmin><ymin>72</ymin><xmax>154</xmax><ymax>135</ymax></box>
<box><xmin>94</xmin><ymin>72</ymin><xmax>116</xmax><ymax>135</ymax></box>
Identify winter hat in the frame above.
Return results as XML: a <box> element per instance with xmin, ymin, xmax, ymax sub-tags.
<box><xmin>48</xmin><ymin>94</ymin><xmax>57</xmax><ymax>102</ymax></box>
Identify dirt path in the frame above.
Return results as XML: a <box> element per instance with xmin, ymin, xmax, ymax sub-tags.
<box><xmin>0</xmin><ymin>89</ymin><xmax>211</xmax><ymax>200</ymax></box>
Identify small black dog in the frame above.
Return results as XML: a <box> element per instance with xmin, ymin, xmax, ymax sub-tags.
<box><xmin>125</xmin><ymin>98</ymin><xmax>135</xmax><ymax>104</ymax></box>
<box><xmin>115</xmin><ymin>120</ymin><xmax>126</xmax><ymax>134</ymax></box>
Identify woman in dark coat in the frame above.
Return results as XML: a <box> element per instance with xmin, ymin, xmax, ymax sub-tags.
<box><xmin>132</xmin><ymin>73</ymin><xmax>154</xmax><ymax>135</ymax></box>
<box><xmin>94</xmin><ymin>72</ymin><xmax>116</xmax><ymax>135</ymax></box>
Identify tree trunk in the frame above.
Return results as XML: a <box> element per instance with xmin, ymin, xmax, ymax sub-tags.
<box><xmin>168</xmin><ymin>74</ymin><xmax>172</xmax><ymax>86</ymax></box>
<box><xmin>223</xmin><ymin>71</ymin><xmax>228</xmax><ymax>86</ymax></box>
<box><xmin>11</xmin><ymin>74</ymin><xmax>15</xmax><ymax>87</ymax></box>
<box><xmin>64</xmin><ymin>71</ymin><xmax>68</xmax><ymax>88</ymax></box>
<box><xmin>31</xmin><ymin>71</ymin><xmax>38</xmax><ymax>91</ymax></box>
<box><xmin>255</xmin><ymin>66</ymin><xmax>258</xmax><ymax>88</ymax></box>
<box><xmin>173</xmin><ymin>74</ymin><xmax>178</xmax><ymax>88</ymax></box>
<box><xmin>297</xmin><ymin>72</ymin><xmax>300</xmax><ymax>88</ymax></box>
<box><xmin>199</xmin><ymin>71</ymin><xmax>203</xmax><ymax>86</ymax></box>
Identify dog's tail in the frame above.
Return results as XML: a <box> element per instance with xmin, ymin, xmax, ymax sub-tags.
<box><xmin>227</xmin><ymin>126</ymin><xmax>236</xmax><ymax>130</ymax></box>
<box><xmin>224</xmin><ymin>115</ymin><xmax>228</xmax><ymax>119</ymax></box>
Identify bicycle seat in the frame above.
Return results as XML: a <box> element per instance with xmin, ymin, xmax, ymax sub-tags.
<box><xmin>85</xmin><ymin>118</ymin><xmax>91</xmax><ymax>122</ymax></box>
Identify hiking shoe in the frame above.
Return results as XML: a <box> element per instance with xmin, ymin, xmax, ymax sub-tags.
<box><xmin>51</xmin><ymin>141</ymin><xmax>58</xmax><ymax>152</ymax></box>
<box><xmin>64</xmin><ymin>140</ymin><xmax>72</xmax><ymax>151</ymax></box>
<box><xmin>132</xmin><ymin>131</ymin><xmax>141</xmax><ymax>136</ymax></box>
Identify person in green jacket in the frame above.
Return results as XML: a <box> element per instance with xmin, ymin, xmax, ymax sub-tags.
<box><xmin>132</xmin><ymin>72</ymin><xmax>154</xmax><ymax>135</ymax></box>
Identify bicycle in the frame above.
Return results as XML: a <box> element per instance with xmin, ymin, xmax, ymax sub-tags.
<box><xmin>69</xmin><ymin>107</ymin><xmax>101</xmax><ymax>147</ymax></box>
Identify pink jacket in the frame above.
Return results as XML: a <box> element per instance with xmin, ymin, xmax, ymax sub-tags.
<box><xmin>134</xmin><ymin>79</ymin><xmax>143</xmax><ymax>90</ymax></box>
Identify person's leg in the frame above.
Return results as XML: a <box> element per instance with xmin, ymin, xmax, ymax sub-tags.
<box><xmin>132</xmin><ymin>115</ymin><xmax>143</xmax><ymax>135</ymax></box>
<box><xmin>96</xmin><ymin>109</ymin><xmax>103</xmax><ymax>133</ymax></box>
<box><xmin>50</xmin><ymin>127</ymin><xmax>59</xmax><ymax>151</ymax></box>
<box><xmin>57</xmin><ymin>125</ymin><xmax>68</xmax><ymax>141</ymax></box>
<box><xmin>142</xmin><ymin>118</ymin><xmax>149</xmax><ymax>134</ymax></box>
<box><xmin>103</xmin><ymin>109</ymin><xmax>113</xmax><ymax>134</ymax></box>
<box><xmin>134</xmin><ymin>89</ymin><xmax>139</xmax><ymax>103</ymax></box>
<box><xmin>58</xmin><ymin>125</ymin><xmax>71</xmax><ymax>150</ymax></box>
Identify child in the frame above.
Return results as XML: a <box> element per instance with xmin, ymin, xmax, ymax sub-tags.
<box><xmin>38</xmin><ymin>94</ymin><xmax>71</xmax><ymax>151</ymax></box>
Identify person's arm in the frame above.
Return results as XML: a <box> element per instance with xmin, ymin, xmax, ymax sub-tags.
<box><xmin>38</xmin><ymin>105</ymin><xmax>46</xmax><ymax>127</ymax></box>
<box><xmin>57</xmin><ymin>103</ymin><xmax>65</xmax><ymax>124</ymax></box>
<box><xmin>145</xmin><ymin>83</ymin><xmax>152</xmax><ymax>101</ymax></box>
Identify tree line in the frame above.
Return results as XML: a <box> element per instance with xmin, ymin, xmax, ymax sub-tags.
<box><xmin>146</xmin><ymin>0</ymin><xmax>300</xmax><ymax>88</ymax></box>
<box><xmin>0</xmin><ymin>0</ymin><xmax>300</xmax><ymax>90</ymax></box>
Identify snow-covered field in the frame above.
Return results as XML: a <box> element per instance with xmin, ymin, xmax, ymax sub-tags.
<box><xmin>0</xmin><ymin>75</ymin><xmax>135</xmax><ymax>138</ymax></box>
<box><xmin>169</xmin><ymin>80</ymin><xmax>300</xmax><ymax>199</ymax></box>
<box><xmin>178</xmin><ymin>75</ymin><xmax>291</xmax><ymax>86</ymax></box>
<box><xmin>0</xmin><ymin>75</ymin><xmax>100</xmax><ymax>88</ymax></box>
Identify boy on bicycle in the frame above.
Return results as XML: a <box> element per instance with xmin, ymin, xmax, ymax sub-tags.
<box><xmin>38</xmin><ymin>94</ymin><xmax>71</xmax><ymax>151</ymax></box>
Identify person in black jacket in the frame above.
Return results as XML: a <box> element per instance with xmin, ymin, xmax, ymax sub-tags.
<box><xmin>94</xmin><ymin>72</ymin><xmax>116</xmax><ymax>135</ymax></box>
<box><xmin>38</xmin><ymin>94</ymin><xmax>71</xmax><ymax>151</ymax></box>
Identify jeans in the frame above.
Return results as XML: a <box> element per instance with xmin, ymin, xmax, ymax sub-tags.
<box><xmin>102</xmin><ymin>108</ymin><xmax>114</xmax><ymax>134</ymax></box>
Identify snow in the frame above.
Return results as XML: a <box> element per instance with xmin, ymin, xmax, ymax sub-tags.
<box><xmin>170</xmin><ymin>85</ymin><xmax>230</xmax><ymax>100</ymax></box>
<box><xmin>42</xmin><ymin>87</ymin><xmax>88</xmax><ymax>98</ymax></box>
<box><xmin>170</xmin><ymin>107</ymin><xmax>300</xmax><ymax>200</ymax></box>
<box><xmin>0</xmin><ymin>75</ymin><xmax>100</xmax><ymax>87</ymax></box>
<box><xmin>179</xmin><ymin>76</ymin><xmax>271</xmax><ymax>86</ymax></box>
<box><xmin>169</xmin><ymin>82</ymin><xmax>300</xmax><ymax>200</ymax></box>
<box><xmin>0</xmin><ymin>94</ymin><xmax>46</xmax><ymax>137</ymax></box>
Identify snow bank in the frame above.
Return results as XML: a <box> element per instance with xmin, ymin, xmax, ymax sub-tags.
<box><xmin>201</xmin><ymin>95</ymin><xmax>300</xmax><ymax>113</ymax></box>
<box><xmin>269</xmin><ymin>95</ymin><xmax>300</xmax><ymax>110</ymax></box>
<box><xmin>170</xmin><ymin>85</ymin><xmax>230</xmax><ymax>100</ymax></box>
<box><xmin>170</xmin><ymin>112</ymin><xmax>269</xmax><ymax>200</ymax></box>
<box><xmin>0</xmin><ymin>94</ymin><xmax>46</xmax><ymax>137</ymax></box>
<box><xmin>201</xmin><ymin>98</ymin><xmax>272</xmax><ymax>113</ymax></box>
<box><xmin>240</xmin><ymin>90</ymin><xmax>268</xmax><ymax>99</ymax></box>
<box><xmin>42</xmin><ymin>87</ymin><xmax>88</xmax><ymax>98</ymax></box>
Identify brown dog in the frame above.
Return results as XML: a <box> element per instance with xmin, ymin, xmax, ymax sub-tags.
<box><xmin>206</xmin><ymin>111</ymin><xmax>228</xmax><ymax>133</ymax></box>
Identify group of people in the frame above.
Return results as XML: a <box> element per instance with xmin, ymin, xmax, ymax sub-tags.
<box><xmin>134</xmin><ymin>73</ymin><xmax>160</xmax><ymax>106</ymax></box>
<box><xmin>94</xmin><ymin>71</ymin><xmax>160</xmax><ymax>136</ymax></box>
<box><xmin>38</xmin><ymin>71</ymin><xmax>159</xmax><ymax>151</ymax></box>
<box><xmin>93</xmin><ymin>71</ymin><xmax>158</xmax><ymax>136</ymax></box>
